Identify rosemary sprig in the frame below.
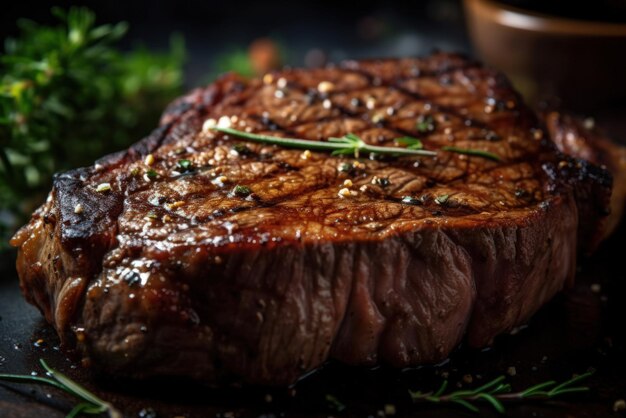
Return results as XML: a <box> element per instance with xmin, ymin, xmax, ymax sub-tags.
<box><xmin>409</xmin><ymin>371</ymin><xmax>594</xmax><ymax>414</ymax></box>
<box><xmin>0</xmin><ymin>359</ymin><xmax>121</xmax><ymax>418</ymax></box>
<box><xmin>213</xmin><ymin>127</ymin><xmax>438</xmax><ymax>158</ymax></box>
<box><xmin>394</xmin><ymin>136</ymin><xmax>424</xmax><ymax>150</ymax></box>
<box><xmin>213</xmin><ymin>127</ymin><xmax>502</xmax><ymax>162</ymax></box>
<box><xmin>326</xmin><ymin>394</ymin><xmax>347</xmax><ymax>412</ymax></box>
<box><xmin>441</xmin><ymin>146</ymin><xmax>501</xmax><ymax>161</ymax></box>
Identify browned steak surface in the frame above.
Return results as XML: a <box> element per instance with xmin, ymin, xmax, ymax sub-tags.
<box><xmin>543</xmin><ymin>110</ymin><xmax>626</xmax><ymax>239</ymax></box>
<box><xmin>11</xmin><ymin>53</ymin><xmax>611</xmax><ymax>385</ymax></box>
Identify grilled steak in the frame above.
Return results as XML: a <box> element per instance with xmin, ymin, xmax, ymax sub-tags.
<box><xmin>11</xmin><ymin>53</ymin><xmax>612</xmax><ymax>385</ymax></box>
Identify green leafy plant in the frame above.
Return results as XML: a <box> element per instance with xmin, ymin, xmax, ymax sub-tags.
<box><xmin>208</xmin><ymin>38</ymin><xmax>287</xmax><ymax>81</ymax></box>
<box><xmin>213</xmin><ymin>48</ymin><xmax>255</xmax><ymax>79</ymax></box>
<box><xmin>0</xmin><ymin>7</ymin><xmax>185</xmax><ymax>246</ymax></box>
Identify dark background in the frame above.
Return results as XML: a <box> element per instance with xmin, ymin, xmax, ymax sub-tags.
<box><xmin>0</xmin><ymin>0</ymin><xmax>471</xmax><ymax>87</ymax></box>
<box><xmin>4</xmin><ymin>0</ymin><xmax>626</xmax><ymax>89</ymax></box>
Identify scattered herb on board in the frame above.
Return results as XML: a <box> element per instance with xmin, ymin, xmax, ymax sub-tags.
<box><xmin>0</xmin><ymin>7</ymin><xmax>185</xmax><ymax>247</ymax></box>
<box><xmin>409</xmin><ymin>371</ymin><xmax>594</xmax><ymax>414</ymax></box>
<box><xmin>0</xmin><ymin>359</ymin><xmax>121</xmax><ymax>418</ymax></box>
<box><xmin>0</xmin><ymin>362</ymin><xmax>594</xmax><ymax>416</ymax></box>
<box><xmin>325</xmin><ymin>394</ymin><xmax>347</xmax><ymax>412</ymax></box>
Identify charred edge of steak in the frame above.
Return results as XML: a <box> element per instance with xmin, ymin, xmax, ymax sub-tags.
<box><xmin>540</xmin><ymin>150</ymin><xmax>612</xmax><ymax>254</ymax></box>
<box><xmin>542</xmin><ymin>110</ymin><xmax>625</xmax><ymax>241</ymax></box>
<box><xmin>9</xmin><ymin>73</ymin><xmax>243</xmax><ymax>346</ymax></box>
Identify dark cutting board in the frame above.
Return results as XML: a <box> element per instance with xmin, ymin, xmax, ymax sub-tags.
<box><xmin>2</xmin><ymin>107</ymin><xmax>626</xmax><ymax>417</ymax></box>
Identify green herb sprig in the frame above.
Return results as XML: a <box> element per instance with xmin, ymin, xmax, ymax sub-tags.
<box><xmin>409</xmin><ymin>371</ymin><xmax>594</xmax><ymax>414</ymax></box>
<box><xmin>0</xmin><ymin>7</ymin><xmax>185</xmax><ymax>247</ymax></box>
<box><xmin>0</xmin><ymin>359</ymin><xmax>121</xmax><ymax>418</ymax></box>
<box><xmin>325</xmin><ymin>394</ymin><xmax>347</xmax><ymax>412</ymax></box>
<box><xmin>394</xmin><ymin>136</ymin><xmax>423</xmax><ymax>150</ymax></box>
<box><xmin>213</xmin><ymin>127</ymin><xmax>437</xmax><ymax>158</ymax></box>
<box><xmin>213</xmin><ymin>127</ymin><xmax>502</xmax><ymax>164</ymax></box>
<box><xmin>441</xmin><ymin>146</ymin><xmax>501</xmax><ymax>161</ymax></box>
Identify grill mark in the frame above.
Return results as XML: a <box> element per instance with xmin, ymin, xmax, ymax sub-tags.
<box><xmin>340</xmin><ymin>65</ymin><xmax>492</xmax><ymax>131</ymax></box>
<box><xmin>110</xmin><ymin>56</ymin><xmax>580</xmax><ymax>242</ymax></box>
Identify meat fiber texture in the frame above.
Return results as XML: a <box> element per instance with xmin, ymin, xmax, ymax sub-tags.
<box><xmin>11</xmin><ymin>53</ymin><xmax>612</xmax><ymax>385</ymax></box>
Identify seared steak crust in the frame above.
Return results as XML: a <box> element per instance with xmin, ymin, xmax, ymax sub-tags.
<box><xmin>543</xmin><ymin>111</ymin><xmax>626</xmax><ymax>239</ymax></box>
<box><xmin>11</xmin><ymin>53</ymin><xmax>611</xmax><ymax>385</ymax></box>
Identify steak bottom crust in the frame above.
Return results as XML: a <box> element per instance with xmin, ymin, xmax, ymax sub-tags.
<box><xmin>11</xmin><ymin>53</ymin><xmax>611</xmax><ymax>385</ymax></box>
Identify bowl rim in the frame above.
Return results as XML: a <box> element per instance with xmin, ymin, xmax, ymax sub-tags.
<box><xmin>464</xmin><ymin>0</ymin><xmax>626</xmax><ymax>36</ymax></box>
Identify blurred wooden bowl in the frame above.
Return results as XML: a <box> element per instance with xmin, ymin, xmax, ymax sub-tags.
<box><xmin>464</xmin><ymin>0</ymin><xmax>626</xmax><ymax>111</ymax></box>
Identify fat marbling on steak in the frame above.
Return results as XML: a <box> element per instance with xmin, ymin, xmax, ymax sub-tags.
<box><xmin>11</xmin><ymin>53</ymin><xmax>612</xmax><ymax>385</ymax></box>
